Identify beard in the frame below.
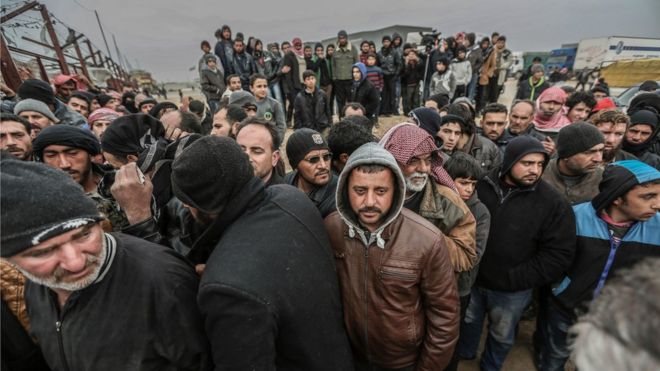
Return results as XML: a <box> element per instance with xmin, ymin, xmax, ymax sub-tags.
<box><xmin>16</xmin><ymin>244</ymin><xmax>106</xmax><ymax>292</ymax></box>
<box><xmin>405</xmin><ymin>172</ymin><xmax>428</xmax><ymax>193</ymax></box>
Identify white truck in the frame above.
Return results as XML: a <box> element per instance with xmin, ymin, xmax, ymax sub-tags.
<box><xmin>573</xmin><ymin>36</ymin><xmax>660</xmax><ymax>71</ymax></box>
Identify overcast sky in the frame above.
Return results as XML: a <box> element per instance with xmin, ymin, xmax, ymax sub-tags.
<box><xmin>33</xmin><ymin>0</ymin><xmax>660</xmax><ymax>82</ymax></box>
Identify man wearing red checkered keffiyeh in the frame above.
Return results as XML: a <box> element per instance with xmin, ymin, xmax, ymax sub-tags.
<box><xmin>381</xmin><ymin>123</ymin><xmax>478</xmax><ymax>272</ymax></box>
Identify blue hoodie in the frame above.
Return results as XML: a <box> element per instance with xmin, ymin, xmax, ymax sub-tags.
<box><xmin>352</xmin><ymin>62</ymin><xmax>367</xmax><ymax>84</ymax></box>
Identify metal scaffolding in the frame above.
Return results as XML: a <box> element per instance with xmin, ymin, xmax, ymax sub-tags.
<box><xmin>1</xmin><ymin>1</ymin><xmax>131</xmax><ymax>91</ymax></box>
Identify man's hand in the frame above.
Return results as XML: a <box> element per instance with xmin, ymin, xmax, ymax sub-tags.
<box><xmin>0</xmin><ymin>83</ymin><xmax>15</xmax><ymax>97</ymax></box>
<box><xmin>543</xmin><ymin>137</ymin><xmax>556</xmax><ymax>156</ymax></box>
<box><xmin>164</xmin><ymin>125</ymin><xmax>190</xmax><ymax>141</ymax></box>
<box><xmin>281</xmin><ymin>65</ymin><xmax>291</xmax><ymax>74</ymax></box>
<box><xmin>111</xmin><ymin>162</ymin><xmax>153</xmax><ymax>225</ymax></box>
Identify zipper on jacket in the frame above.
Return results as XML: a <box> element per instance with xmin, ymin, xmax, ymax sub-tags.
<box><xmin>380</xmin><ymin>269</ymin><xmax>417</xmax><ymax>281</ymax></box>
<box><xmin>55</xmin><ymin>317</ymin><xmax>71</xmax><ymax>371</ymax></box>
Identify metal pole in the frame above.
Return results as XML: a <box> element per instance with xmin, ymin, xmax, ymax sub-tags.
<box><xmin>40</xmin><ymin>5</ymin><xmax>70</xmax><ymax>74</ymax></box>
<box><xmin>112</xmin><ymin>34</ymin><xmax>125</xmax><ymax>72</ymax></box>
<box><xmin>0</xmin><ymin>35</ymin><xmax>23</xmax><ymax>90</ymax></box>
<box><xmin>94</xmin><ymin>10</ymin><xmax>113</xmax><ymax>60</ymax></box>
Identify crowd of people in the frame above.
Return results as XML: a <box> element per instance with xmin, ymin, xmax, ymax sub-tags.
<box><xmin>1</xmin><ymin>25</ymin><xmax>660</xmax><ymax>371</ymax></box>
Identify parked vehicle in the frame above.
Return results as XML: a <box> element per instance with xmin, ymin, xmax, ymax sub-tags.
<box><xmin>573</xmin><ymin>36</ymin><xmax>660</xmax><ymax>70</ymax></box>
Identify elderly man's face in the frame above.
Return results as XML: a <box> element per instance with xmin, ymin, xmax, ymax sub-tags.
<box><xmin>8</xmin><ymin>224</ymin><xmax>106</xmax><ymax>292</ymax></box>
<box><xmin>401</xmin><ymin>152</ymin><xmax>432</xmax><ymax>193</ymax></box>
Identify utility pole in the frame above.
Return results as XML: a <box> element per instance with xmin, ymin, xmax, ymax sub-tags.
<box><xmin>112</xmin><ymin>34</ymin><xmax>125</xmax><ymax>71</ymax></box>
<box><xmin>94</xmin><ymin>10</ymin><xmax>113</xmax><ymax>60</ymax></box>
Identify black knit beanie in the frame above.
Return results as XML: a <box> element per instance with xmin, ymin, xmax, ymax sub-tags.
<box><xmin>285</xmin><ymin>128</ymin><xmax>329</xmax><ymax>169</ymax></box>
<box><xmin>500</xmin><ymin>136</ymin><xmax>548</xmax><ymax>176</ymax></box>
<box><xmin>1</xmin><ymin>156</ymin><xmax>103</xmax><ymax>257</ymax></box>
<box><xmin>556</xmin><ymin>122</ymin><xmax>605</xmax><ymax>159</ymax></box>
<box><xmin>592</xmin><ymin>160</ymin><xmax>660</xmax><ymax>212</ymax></box>
<box><xmin>629</xmin><ymin>110</ymin><xmax>658</xmax><ymax>130</ymax></box>
<box><xmin>171</xmin><ymin>136</ymin><xmax>253</xmax><ymax>214</ymax></box>
<box><xmin>101</xmin><ymin>114</ymin><xmax>166</xmax><ymax>158</ymax></box>
<box><xmin>17</xmin><ymin>79</ymin><xmax>55</xmax><ymax>106</ymax></box>
<box><xmin>32</xmin><ymin>125</ymin><xmax>101</xmax><ymax>161</ymax></box>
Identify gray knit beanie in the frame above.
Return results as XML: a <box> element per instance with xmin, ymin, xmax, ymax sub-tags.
<box><xmin>0</xmin><ymin>155</ymin><xmax>103</xmax><ymax>257</ymax></box>
<box><xmin>228</xmin><ymin>91</ymin><xmax>257</xmax><ymax>108</ymax></box>
<box><xmin>556</xmin><ymin>122</ymin><xmax>605</xmax><ymax>159</ymax></box>
<box><xmin>171</xmin><ymin>136</ymin><xmax>253</xmax><ymax>214</ymax></box>
<box><xmin>286</xmin><ymin>128</ymin><xmax>329</xmax><ymax>169</ymax></box>
<box><xmin>13</xmin><ymin>99</ymin><xmax>59</xmax><ymax>124</ymax></box>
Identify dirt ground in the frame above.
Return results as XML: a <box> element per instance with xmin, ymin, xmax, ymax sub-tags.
<box><xmin>175</xmin><ymin>80</ymin><xmax>575</xmax><ymax>370</ymax></box>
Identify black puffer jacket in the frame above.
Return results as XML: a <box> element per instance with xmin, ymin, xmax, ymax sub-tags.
<box><xmin>293</xmin><ymin>88</ymin><xmax>330</xmax><ymax>131</ymax></box>
<box><xmin>377</xmin><ymin>47</ymin><xmax>400</xmax><ymax>76</ymax></box>
<box><xmin>193</xmin><ymin>178</ymin><xmax>354</xmax><ymax>370</ymax></box>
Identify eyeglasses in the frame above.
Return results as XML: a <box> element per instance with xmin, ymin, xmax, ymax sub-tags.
<box><xmin>304</xmin><ymin>152</ymin><xmax>332</xmax><ymax>164</ymax></box>
<box><xmin>245</xmin><ymin>106</ymin><xmax>257</xmax><ymax>112</ymax></box>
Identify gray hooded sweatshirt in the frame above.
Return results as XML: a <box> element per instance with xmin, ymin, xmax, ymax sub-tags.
<box><xmin>335</xmin><ymin>142</ymin><xmax>406</xmax><ymax>248</ymax></box>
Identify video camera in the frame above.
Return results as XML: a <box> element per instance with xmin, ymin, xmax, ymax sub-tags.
<box><xmin>419</xmin><ymin>29</ymin><xmax>442</xmax><ymax>51</ymax></box>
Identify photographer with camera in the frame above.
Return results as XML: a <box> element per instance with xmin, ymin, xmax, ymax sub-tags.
<box><xmin>419</xmin><ymin>30</ymin><xmax>454</xmax><ymax>103</ymax></box>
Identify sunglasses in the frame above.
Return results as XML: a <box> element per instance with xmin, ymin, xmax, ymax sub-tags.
<box><xmin>245</xmin><ymin>106</ymin><xmax>257</xmax><ymax>112</ymax></box>
<box><xmin>304</xmin><ymin>152</ymin><xmax>332</xmax><ymax>164</ymax></box>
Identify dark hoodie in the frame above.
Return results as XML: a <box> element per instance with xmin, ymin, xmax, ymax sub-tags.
<box><xmin>476</xmin><ymin>136</ymin><xmax>577</xmax><ymax>291</ymax></box>
<box><xmin>622</xmin><ymin>110</ymin><xmax>660</xmax><ymax>169</ymax></box>
<box><xmin>350</xmin><ymin>62</ymin><xmax>380</xmax><ymax>119</ymax></box>
<box><xmin>214</xmin><ymin>25</ymin><xmax>234</xmax><ymax>73</ymax></box>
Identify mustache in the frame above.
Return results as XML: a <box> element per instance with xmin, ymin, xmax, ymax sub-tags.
<box><xmin>315</xmin><ymin>169</ymin><xmax>329</xmax><ymax>176</ymax></box>
<box><xmin>358</xmin><ymin>206</ymin><xmax>382</xmax><ymax>214</ymax></box>
<box><xmin>53</xmin><ymin>253</ymin><xmax>101</xmax><ymax>280</ymax></box>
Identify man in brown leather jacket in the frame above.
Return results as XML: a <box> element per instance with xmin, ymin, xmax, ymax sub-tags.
<box><xmin>324</xmin><ymin>142</ymin><xmax>459</xmax><ymax>371</ymax></box>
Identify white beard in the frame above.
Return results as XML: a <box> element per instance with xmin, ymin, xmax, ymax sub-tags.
<box><xmin>16</xmin><ymin>244</ymin><xmax>106</xmax><ymax>292</ymax></box>
<box><xmin>405</xmin><ymin>172</ymin><xmax>428</xmax><ymax>193</ymax></box>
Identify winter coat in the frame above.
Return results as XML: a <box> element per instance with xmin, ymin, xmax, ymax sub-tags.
<box><xmin>281</xmin><ymin>51</ymin><xmax>303</xmax><ymax>93</ymax></box>
<box><xmin>293</xmin><ymin>88</ymin><xmax>330</xmax><ymax>131</ymax></box>
<box><xmin>324</xmin><ymin>143</ymin><xmax>459</xmax><ymax>370</ymax></box>
<box><xmin>195</xmin><ymin>178</ymin><xmax>354</xmax><ymax>370</ymax></box>
<box><xmin>554</xmin><ymin>202</ymin><xmax>660</xmax><ymax>314</ymax></box>
<box><xmin>460</xmin><ymin>134</ymin><xmax>503</xmax><ymax>172</ymax></box>
<box><xmin>255</xmin><ymin>97</ymin><xmax>286</xmax><ymax>142</ymax></box>
<box><xmin>214</xmin><ymin>39</ymin><xmax>233</xmax><ymax>74</ymax></box>
<box><xmin>377</xmin><ymin>47</ymin><xmax>399</xmax><ymax>76</ymax></box>
<box><xmin>332</xmin><ymin>42</ymin><xmax>358</xmax><ymax>80</ymax></box>
<box><xmin>457</xmin><ymin>192</ymin><xmax>491</xmax><ymax>297</ymax></box>
<box><xmin>493</xmin><ymin>126</ymin><xmax>549</xmax><ymax>153</ymax></box>
<box><xmin>476</xmin><ymin>169</ymin><xmax>577</xmax><ymax>292</ymax></box>
<box><xmin>230</xmin><ymin>52</ymin><xmax>257</xmax><ymax>90</ymax></box>
<box><xmin>417</xmin><ymin>180</ymin><xmax>478</xmax><ymax>272</ymax></box>
<box><xmin>53</xmin><ymin>99</ymin><xmax>86</xmax><ymax>128</ymax></box>
<box><xmin>350</xmin><ymin>63</ymin><xmax>380</xmax><ymax>119</ymax></box>
<box><xmin>450</xmin><ymin>59</ymin><xmax>472</xmax><ymax>85</ymax></box>
<box><xmin>284</xmin><ymin>170</ymin><xmax>338</xmax><ymax>218</ymax></box>
<box><xmin>516</xmin><ymin>77</ymin><xmax>550</xmax><ymax>101</ymax></box>
<box><xmin>541</xmin><ymin>159</ymin><xmax>603</xmax><ymax>205</ymax></box>
<box><xmin>200</xmin><ymin>68</ymin><xmax>226</xmax><ymax>101</ymax></box>
<box><xmin>402</xmin><ymin>56</ymin><xmax>425</xmax><ymax>86</ymax></box>
<box><xmin>429</xmin><ymin>71</ymin><xmax>456</xmax><ymax>99</ymax></box>
<box><xmin>466</xmin><ymin>45</ymin><xmax>485</xmax><ymax>75</ymax></box>
<box><xmin>25</xmin><ymin>233</ymin><xmax>211</xmax><ymax>371</ymax></box>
